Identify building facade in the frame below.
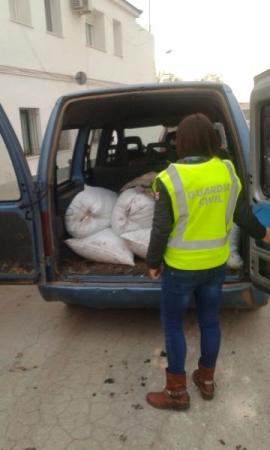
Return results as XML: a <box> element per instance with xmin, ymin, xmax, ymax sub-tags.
<box><xmin>0</xmin><ymin>0</ymin><xmax>155</xmax><ymax>173</ymax></box>
<box><xmin>239</xmin><ymin>102</ymin><xmax>250</xmax><ymax>126</ymax></box>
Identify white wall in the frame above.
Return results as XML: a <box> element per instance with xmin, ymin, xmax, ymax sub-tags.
<box><xmin>0</xmin><ymin>1</ymin><xmax>155</xmax><ymax>82</ymax></box>
<box><xmin>0</xmin><ymin>0</ymin><xmax>156</xmax><ymax>179</ymax></box>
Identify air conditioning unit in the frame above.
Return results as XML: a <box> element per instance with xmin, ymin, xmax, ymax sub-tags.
<box><xmin>70</xmin><ymin>0</ymin><xmax>92</xmax><ymax>14</ymax></box>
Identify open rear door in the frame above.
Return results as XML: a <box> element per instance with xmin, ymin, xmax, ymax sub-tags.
<box><xmin>0</xmin><ymin>105</ymin><xmax>43</xmax><ymax>283</ymax></box>
<box><xmin>250</xmin><ymin>70</ymin><xmax>270</xmax><ymax>293</ymax></box>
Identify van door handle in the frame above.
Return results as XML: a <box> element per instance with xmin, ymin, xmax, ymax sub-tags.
<box><xmin>25</xmin><ymin>210</ymin><xmax>33</xmax><ymax>221</ymax></box>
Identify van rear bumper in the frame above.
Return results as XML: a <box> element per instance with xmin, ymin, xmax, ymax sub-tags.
<box><xmin>39</xmin><ymin>281</ymin><xmax>269</xmax><ymax>309</ymax></box>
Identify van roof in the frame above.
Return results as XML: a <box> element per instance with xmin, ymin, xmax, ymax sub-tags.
<box><xmin>59</xmin><ymin>81</ymin><xmax>231</xmax><ymax>102</ymax></box>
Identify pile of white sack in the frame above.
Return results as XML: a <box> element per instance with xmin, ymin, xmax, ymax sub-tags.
<box><xmin>65</xmin><ymin>173</ymin><xmax>156</xmax><ymax>266</ymax></box>
<box><xmin>227</xmin><ymin>223</ymin><xmax>243</xmax><ymax>269</ymax></box>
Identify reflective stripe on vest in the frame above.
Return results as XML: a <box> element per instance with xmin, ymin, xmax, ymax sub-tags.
<box><xmin>164</xmin><ymin>160</ymin><xmax>239</xmax><ymax>250</ymax></box>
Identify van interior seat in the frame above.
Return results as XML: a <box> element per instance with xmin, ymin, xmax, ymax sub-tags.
<box><xmin>165</xmin><ymin>130</ymin><xmax>176</xmax><ymax>147</ymax></box>
<box><xmin>146</xmin><ymin>142</ymin><xmax>177</xmax><ymax>163</ymax></box>
<box><xmin>122</xmin><ymin>136</ymin><xmax>145</xmax><ymax>164</ymax></box>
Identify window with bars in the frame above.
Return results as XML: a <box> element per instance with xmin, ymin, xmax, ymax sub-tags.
<box><xmin>44</xmin><ymin>0</ymin><xmax>63</xmax><ymax>35</ymax></box>
<box><xmin>85</xmin><ymin>10</ymin><xmax>106</xmax><ymax>51</ymax></box>
<box><xmin>19</xmin><ymin>108</ymin><xmax>41</xmax><ymax>156</ymax></box>
<box><xmin>113</xmin><ymin>19</ymin><xmax>123</xmax><ymax>57</ymax></box>
<box><xmin>9</xmin><ymin>0</ymin><xmax>31</xmax><ymax>26</ymax></box>
<box><xmin>85</xmin><ymin>22</ymin><xmax>94</xmax><ymax>47</ymax></box>
<box><xmin>0</xmin><ymin>134</ymin><xmax>20</xmax><ymax>201</ymax></box>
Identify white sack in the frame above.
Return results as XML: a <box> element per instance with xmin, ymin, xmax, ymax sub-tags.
<box><xmin>122</xmin><ymin>228</ymin><xmax>151</xmax><ymax>259</ymax></box>
<box><xmin>65</xmin><ymin>228</ymin><xmax>134</xmax><ymax>266</ymax></box>
<box><xmin>112</xmin><ymin>188</ymin><xmax>155</xmax><ymax>236</ymax></box>
<box><xmin>65</xmin><ymin>186</ymin><xmax>117</xmax><ymax>239</ymax></box>
<box><xmin>227</xmin><ymin>223</ymin><xmax>243</xmax><ymax>269</ymax></box>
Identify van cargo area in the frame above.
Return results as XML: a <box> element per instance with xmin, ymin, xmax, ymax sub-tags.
<box><xmin>46</xmin><ymin>85</ymin><xmax>251</xmax><ymax>283</ymax></box>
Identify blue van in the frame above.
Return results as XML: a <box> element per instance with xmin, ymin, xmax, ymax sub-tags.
<box><xmin>0</xmin><ymin>76</ymin><xmax>270</xmax><ymax>308</ymax></box>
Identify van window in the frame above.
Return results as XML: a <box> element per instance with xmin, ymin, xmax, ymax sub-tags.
<box><xmin>56</xmin><ymin>129</ymin><xmax>79</xmax><ymax>185</ymax></box>
<box><xmin>261</xmin><ymin>105</ymin><xmax>270</xmax><ymax>197</ymax></box>
<box><xmin>0</xmin><ymin>134</ymin><xmax>20</xmax><ymax>201</ymax></box>
<box><xmin>125</xmin><ymin>126</ymin><xmax>163</xmax><ymax>146</ymax></box>
<box><xmin>87</xmin><ymin>129</ymin><xmax>101</xmax><ymax>168</ymax></box>
<box><xmin>94</xmin><ymin>128</ymin><xmax>123</xmax><ymax>168</ymax></box>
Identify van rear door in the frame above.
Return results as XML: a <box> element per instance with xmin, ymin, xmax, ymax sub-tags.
<box><xmin>250</xmin><ymin>70</ymin><xmax>270</xmax><ymax>293</ymax></box>
<box><xmin>0</xmin><ymin>105</ymin><xmax>43</xmax><ymax>283</ymax></box>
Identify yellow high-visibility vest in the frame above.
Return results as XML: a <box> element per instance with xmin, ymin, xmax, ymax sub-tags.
<box><xmin>154</xmin><ymin>157</ymin><xmax>242</xmax><ymax>270</ymax></box>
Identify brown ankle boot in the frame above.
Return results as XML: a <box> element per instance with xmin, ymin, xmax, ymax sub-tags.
<box><xmin>146</xmin><ymin>371</ymin><xmax>190</xmax><ymax>410</ymax></box>
<box><xmin>192</xmin><ymin>363</ymin><xmax>215</xmax><ymax>400</ymax></box>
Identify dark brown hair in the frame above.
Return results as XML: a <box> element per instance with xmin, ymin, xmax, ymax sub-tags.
<box><xmin>176</xmin><ymin>113</ymin><xmax>219</xmax><ymax>158</ymax></box>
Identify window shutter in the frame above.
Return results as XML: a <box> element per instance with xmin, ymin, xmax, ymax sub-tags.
<box><xmin>44</xmin><ymin>0</ymin><xmax>63</xmax><ymax>35</ymax></box>
<box><xmin>9</xmin><ymin>0</ymin><xmax>32</xmax><ymax>25</ymax></box>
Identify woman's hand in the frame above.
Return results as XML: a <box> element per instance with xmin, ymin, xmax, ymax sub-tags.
<box><xmin>148</xmin><ymin>267</ymin><xmax>162</xmax><ymax>280</ymax></box>
<box><xmin>262</xmin><ymin>228</ymin><xmax>270</xmax><ymax>244</ymax></box>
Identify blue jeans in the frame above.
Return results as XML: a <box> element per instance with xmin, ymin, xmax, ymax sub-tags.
<box><xmin>160</xmin><ymin>264</ymin><xmax>226</xmax><ymax>374</ymax></box>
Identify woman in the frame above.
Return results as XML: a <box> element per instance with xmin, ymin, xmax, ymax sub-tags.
<box><xmin>146</xmin><ymin>113</ymin><xmax>270</xmax><ymax>411</ymax></box>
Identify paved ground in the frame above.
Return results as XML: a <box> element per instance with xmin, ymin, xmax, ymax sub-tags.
<box><xmin>0</xmin><ymin>286</ymin><xmax>269</xmax><ymax>450</ymax></box>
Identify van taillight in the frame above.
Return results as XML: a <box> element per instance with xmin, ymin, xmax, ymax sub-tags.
<box><xmin>259</xmin><ymin>259</ymin><xmax>270</xmax><ymax>279</ymax></box>
<box><xmin>41</xmin><ymin>212</ymin><xmax>53</xmax><ymax>256</ymax></box>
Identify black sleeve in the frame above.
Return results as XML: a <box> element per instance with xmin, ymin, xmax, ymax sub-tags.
<box><xmin>233</xmin><ymin>190</ymin><xmax>266</xmax><ymax>239</ymax></box>
<box><xmin>146</xmin><ymin>179</ymin><xmax>174</xmax><ymax>268</ymax></box>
